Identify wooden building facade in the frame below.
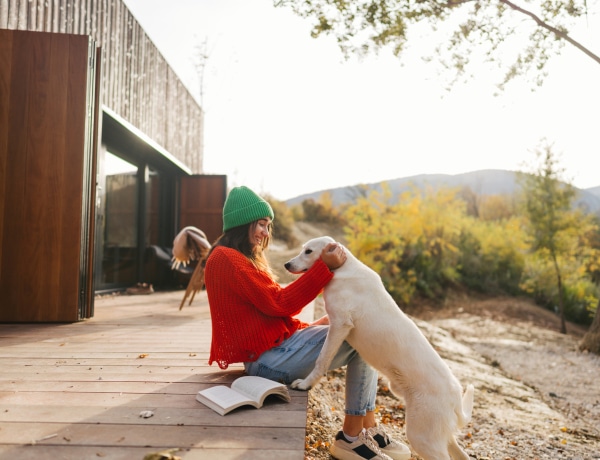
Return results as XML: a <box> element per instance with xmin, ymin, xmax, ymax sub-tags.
<box><xmin>0</xmin><ymin>0</ymin><xmax>227</xmax><ymax>322</ymax></box>
<box><xmin>0</xmin><ymin>0</ymin><xmax>203</xmax><ymax>169</ymax></box>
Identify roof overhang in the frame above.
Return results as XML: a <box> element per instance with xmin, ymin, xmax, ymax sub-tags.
<box><xmin>101</xmin><ymin>106</ymin><xmax>192</xmax><ymax>175</ymax></box>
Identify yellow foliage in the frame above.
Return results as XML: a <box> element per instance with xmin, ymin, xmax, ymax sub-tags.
<box><xmin>338</xmin><ymin>180</ymin><xmax>599</xmax><ymax>320</ymax></box>
<box><xmin>343</xmin><ymin>185</ymin><xmax>467</xmax><ymax>303</ymax></box>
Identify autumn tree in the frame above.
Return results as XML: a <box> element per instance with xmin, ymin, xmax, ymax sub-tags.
<box><xmin>579</xmin><ymin>224</ymin><xmax>600</xmax><ymax>354</ymax></box>
<box><xmin>518</xmin><ymin>143</ymin><xmax>581</xmax><ymax>334</ymax></box>
<box><xmin>276</xmin><ymin>0</ymin><xmax>599</xmax><ymax>89</ymax></box>
<box><xmin>458</xmin><ymin>216</ymin><xmax>527</xmax><ymax>294</ymax></box>
<box><xmin>581</xmin><ymin>299</ymin><xmax>600</xmax><ymax>353</ymax></box>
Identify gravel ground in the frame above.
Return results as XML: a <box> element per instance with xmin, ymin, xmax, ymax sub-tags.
<box><xmin>303</xmin><ymin>296</ymin><xmax>600</xmax><ymax>460</ymax></box>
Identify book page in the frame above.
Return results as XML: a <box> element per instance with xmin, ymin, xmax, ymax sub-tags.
<box><xmin>198</xmin><ymin>385</ymin><xmax>254</xmax><ymax>409</ymax></box>
<box><xmin>231</xmin><ymin>376</ymin><xmax>288</xmax><ymax>403</ymax></box>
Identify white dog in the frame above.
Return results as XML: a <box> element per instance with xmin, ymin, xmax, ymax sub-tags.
<box><xmin>285</xmin><ymin>236</ymin><xmax>474</xmax><ymax>460</ymax></box>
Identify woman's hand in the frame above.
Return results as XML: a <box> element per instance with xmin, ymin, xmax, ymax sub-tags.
<box><xmin>320</xmin><ymin>242</ymin><xmax>347</xmax><ymax>271</ymax></box>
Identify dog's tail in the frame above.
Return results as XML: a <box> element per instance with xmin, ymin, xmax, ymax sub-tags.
<box><xmin>457</xmin><ymin>384</ymin><xmax>474</xmax><ymax>427</ymax></box>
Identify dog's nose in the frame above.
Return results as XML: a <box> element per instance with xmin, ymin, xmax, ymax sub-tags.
<box><xmin>284</xmin><ymin>262</ymin><xmax>291</xmax><ymax>269</ymax></box>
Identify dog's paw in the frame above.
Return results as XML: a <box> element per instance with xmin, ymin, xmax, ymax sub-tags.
<box><xmin>291</xmin><ymin>378</ymin><xmax>312</xmax><ymax>391</ymax></box>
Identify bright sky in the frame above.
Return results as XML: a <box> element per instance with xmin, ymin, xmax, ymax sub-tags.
<box><xmin>122</xmin><ymin>0</ymin><xmax>600</xmax><ymax>201</ymax></box>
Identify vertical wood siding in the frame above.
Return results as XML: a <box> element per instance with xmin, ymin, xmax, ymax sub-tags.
<box><xmin>0</xmin><ymin>0</ymin><xmax>203</xmax><ymax>173</ymax></box>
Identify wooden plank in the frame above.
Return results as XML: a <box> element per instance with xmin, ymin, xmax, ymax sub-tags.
<box><xmin>0</xmin><ymin>353</ymin><xmax>212</xmax><ymax>360</ymax></box>
<box><xmin>0</xmin><ymin>391</ymin><xmax>201</xmax><ymax>408</ymax></box>
<box><xmin>0</xmin><ymin>348</ymin><xmax>212</xmax><ymax>354</ymax></box>
<box><xmin>0</xmin><ymin>364</ymin><xmax>223</xmax><ymax>385</ymax></box>
<box><xmin>0</xmin><ymin>380</ymin><xmax>308</xmax><ymax>401</ymax></box>
<box><xmin>0</xmin><ymin>446</ymin><xmax>303</xmax><ymax>460</ymax></box>
<box><xmin>25</xmin><ymin>31</ymin><xmax>71</xmax><ymax>319</ymax></box>
<box><xmin>0</xmin><ymin>391</ymin><xmax>306</xmax><ymax>414</ymax></box>
<box><xmin>63</xmin><ymin>32</ymin><xmax>96</xmax><ymax>317</ymax></box>
<box><xmin>0</xmin><ymin>403</ymin><xmax>307</xmax><ymax>426</ymax></box>
<box><xmin>0</xmin><ymin>423</ymin><xmax>305</xmax><ymax>450</ymax></box>
<box><xmin>182</xmin><ymin>449</ymin><xmax>302</xmax><ymax>460</ymax></box>
<box><xmin>0</xmin><ymin>380</ymin><xmax>202</xmax><ymax>393</ymax></box>
<box><xmin>0</xmin><ymin>357</ymin><xmax>214</xmax><ymax>365</ymax></box>
<box><xmin>0</xmin><ymin>30</ymin><xmax>30</xmax><ymax>313</ymax></box>
<box><xmin>0</xmin><ymin>30</ymin><xmax>12</xmax><ymax>273</ymax></box>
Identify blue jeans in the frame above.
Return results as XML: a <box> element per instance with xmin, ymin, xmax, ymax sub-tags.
<box><xmin>244</xmin><ymin>325</ymin><xmax>378</xmax><ymax>416</ymax></box>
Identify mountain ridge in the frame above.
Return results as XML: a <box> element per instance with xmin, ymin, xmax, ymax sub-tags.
<box><xmin>285</xmin><ymin>169</ymin><xmax>600</xmax><ymax>215</ymax></box>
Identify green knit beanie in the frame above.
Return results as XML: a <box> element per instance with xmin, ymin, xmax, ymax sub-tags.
<box><xmin>222</xmin><ymin>186</ymin><xmax>275</xmax><ymax>232</ymax></box>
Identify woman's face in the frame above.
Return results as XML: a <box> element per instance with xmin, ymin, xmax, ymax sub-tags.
<box><xmin>249</xmin><ymin>218</ymin><xmax>272</xmax><ymax>248</ymax></box>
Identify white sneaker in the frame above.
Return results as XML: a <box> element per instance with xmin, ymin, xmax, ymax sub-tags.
<box><xmin>367</xmin><ymin>426</ymin><xmax>412</xmax><ymax>460</ymax></box>
<box><xmin>330</xmin><ymin>430</ymin><xmax>394</xmax><ymax>460</ymax></box>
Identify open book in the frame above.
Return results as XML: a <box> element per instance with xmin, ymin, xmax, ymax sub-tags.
<box><xmin>196</xmin><ymin>375</ymin><xmax>291</xmax><ymax>416</ymax></box>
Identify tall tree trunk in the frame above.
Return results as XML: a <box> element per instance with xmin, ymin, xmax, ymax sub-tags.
<box><xmin>580</xmin><ymin>298</ymin><xmax>600</xmax><ymax>354</ymax></box>
<box><xmin>552</xmin><ymin>254</ymin><xmax>567</xmax><ymax>334</ymax></box>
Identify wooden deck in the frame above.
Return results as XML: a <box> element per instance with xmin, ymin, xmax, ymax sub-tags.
<box><xmin>0</xmin><ymin>290</ymin><xmax>312</xmax><ymax>459</ymax></box>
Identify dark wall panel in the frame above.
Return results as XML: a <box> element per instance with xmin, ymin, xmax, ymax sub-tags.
<box><xmin>180</xmin><ymin>175</ymin><xmax>227</xmax><ymax>245</ymax></box>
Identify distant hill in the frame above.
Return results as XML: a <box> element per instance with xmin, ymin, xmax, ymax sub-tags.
<box><xmin>587</xmin><ymin>186</ymin><xmax>600</xmax><ymax>198</ymax></box>
<box><xmin>285</xmin><ymin>169</ymin><xmax>600</xmax><ymax>215</ymax></box>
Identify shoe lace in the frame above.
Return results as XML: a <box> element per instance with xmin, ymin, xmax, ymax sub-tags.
<box><xmin>368</xmin><ymin>426</ymin><xmax>390</xmax><ymax>445</ymax></box>
<box><xmin>370</xmin><ymin>426</ymin><xmax>408</xmax><ymax>452</ymax></box>
<box><xmin>360</xmin><ymin>431</ymin><xmax>390</xmax><ymax>458</ymax></box>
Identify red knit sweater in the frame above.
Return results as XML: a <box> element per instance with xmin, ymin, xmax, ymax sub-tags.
<box><xmin>205</xmin><ymin>246</ymin><xmax>334</xmax><ymax>369</ymax></box>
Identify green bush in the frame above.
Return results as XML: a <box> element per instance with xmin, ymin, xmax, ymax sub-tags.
<box><xmin>520</xmin><ymin>252</ymin><xmax>598</xmax><ymax>325</ymax></box>
<box><xmin>301</xmin><ymin>192</ymin><xmax>346</xmax><ymax>227</ymax></box>
<box><xmin>457</xmin><ymin>218</ymin><xmax>527</xmax><ymax>295</ymax></box>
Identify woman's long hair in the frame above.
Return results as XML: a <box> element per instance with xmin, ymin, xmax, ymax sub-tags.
<box><xmin>204</xmin><ymin>221</ymin><xmax>276</xmax><ymax>279</ymax></box>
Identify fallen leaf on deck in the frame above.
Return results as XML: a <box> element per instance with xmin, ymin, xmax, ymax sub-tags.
<box><xmin>143</xmin><ymin>448</ymin><xmax>181</xmax><ymax>460</ymax></box>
